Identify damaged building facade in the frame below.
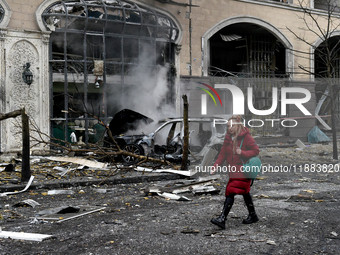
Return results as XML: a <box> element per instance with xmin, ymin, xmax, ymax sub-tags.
<box><xmin>0</xmin><ymin>0</ymin><xmax>338</xmax><ymax>153</ymax></box>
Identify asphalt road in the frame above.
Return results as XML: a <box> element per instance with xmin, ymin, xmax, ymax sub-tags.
<box><xmin>0</xmin><ymin>163</ymin><xmax>339</xmax><ymax>255</ymax></box>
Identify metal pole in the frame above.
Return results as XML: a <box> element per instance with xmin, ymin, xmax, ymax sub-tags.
<box><xmin>21</xmin><ymin>108</ymin><xmax>31</xmax><ymax>182</ymax></box>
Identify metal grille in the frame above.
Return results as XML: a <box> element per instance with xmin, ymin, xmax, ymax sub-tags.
<box><xmin>43</xmin><ymin>0</ymin><xmax>178</xmax><ymax>144</ymax></box>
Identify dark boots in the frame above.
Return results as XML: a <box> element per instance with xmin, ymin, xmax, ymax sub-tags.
<box><xmin>211</xmin><ymin>194</ymin><xmax>258</xmax><ymax>229</ymax></box>
<box><xmin>242</xmin><ymin>193</ymin><xmax>259</xmax><ymax>224</ymax></box>
<box><xmin>210</xmin><ymin>196</ymin><xmax>234</xmax><ymax>229</ymax></box>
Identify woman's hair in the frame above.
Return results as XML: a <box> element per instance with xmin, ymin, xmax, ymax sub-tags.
<box><xmin>228</xmin><ymin>115</ymin><xmax>245</xmax><ymax>153</ymax></box>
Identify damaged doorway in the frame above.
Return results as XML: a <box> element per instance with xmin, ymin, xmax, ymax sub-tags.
<box><xmin>203</xmin><ymin>20</ymin><xmax>291</xmax><ymax>136</ymax></box>
<box><xmin>209</xmin><ymin>22</ymin><xmax>286</xmax><ymax>77</ymax></box>
<box><xmin>41</xmin><ymin>0</ymin><xmax>179</xmax><ymax>145</ymax></box>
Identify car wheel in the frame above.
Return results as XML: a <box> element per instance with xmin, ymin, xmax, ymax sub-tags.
<box><xmin>122</xmin><ymin>144</ymin><xmax>144</xmax><ymax>164</ymax></box>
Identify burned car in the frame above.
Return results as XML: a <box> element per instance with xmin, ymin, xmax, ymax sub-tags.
<box><xmin>104</xmin><ymin>109</ymin><xmax>228</xmax><ymax>164</ymax></box>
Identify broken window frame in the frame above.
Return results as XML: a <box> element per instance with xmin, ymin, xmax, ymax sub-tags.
<box><xmin>43</xmin><ymin>0</ymin><xmax>179</xmax><ymax>145</ymax></box>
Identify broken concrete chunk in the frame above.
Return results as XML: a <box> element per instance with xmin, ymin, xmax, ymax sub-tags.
<box><xmin>266</xmin><ymin>240</ymin><xmax>276</xmax><ymax>245</ymax></box>
<box><xmin>331</xmin><ymin>231</ymin><xmax>338</xmax><ymax>237</ymax></box>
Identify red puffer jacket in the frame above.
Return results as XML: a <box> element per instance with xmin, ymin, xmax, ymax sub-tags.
<box><xmin>213</xmin><ymin>127</ymin><xmax>260</xmax><ymax>196</ymax></box>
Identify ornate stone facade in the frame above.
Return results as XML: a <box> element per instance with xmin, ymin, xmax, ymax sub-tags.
<box><xmin>0</xmin><ymin>30</ymin><xmax>50</xmax><ymax>152</ymax></box>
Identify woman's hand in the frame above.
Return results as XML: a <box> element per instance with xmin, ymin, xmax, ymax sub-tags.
<box><xmin>236</xmin><ymin>147</ymin><xmax>242</xmax><ymax>155</ymax></box>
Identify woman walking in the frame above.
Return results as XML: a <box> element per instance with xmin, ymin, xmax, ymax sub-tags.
<box><xmin>211</xmin><ymin>115</ymin><xmax>260</xmax><ymax>230</ymax></box>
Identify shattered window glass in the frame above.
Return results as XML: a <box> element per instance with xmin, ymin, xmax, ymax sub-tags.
<box><xmin>42</xmin><ymin>0</ymin><xmax>179</xmax><ymax>41</ymax></box>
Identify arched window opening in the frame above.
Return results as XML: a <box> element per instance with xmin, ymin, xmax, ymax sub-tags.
<box><xmin>209</xmin><ymin>23</ymin><xmax>286</xmax><ymax>78</ymax></box>
<box><xmin>208</xmin><ymin>22</ymin><xmax>288</xmax><ymax>137</ymax></box>
<box><xmin>314</xmin><ymin>36</ymin><xmax>340</xmax><ymax>129</ymax></box>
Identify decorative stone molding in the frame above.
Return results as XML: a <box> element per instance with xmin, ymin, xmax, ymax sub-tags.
<box><xmin>42</xmin><ymin>32</ymin><xmax>50</xmax><ymax>45</ymax></box>
<box><xmin>175</xmin><ymin>44</ymin><xmax>182</xmax><ymax>55</ymax></box>
<box><xmin>8</xmin><ymin>40</ymin><xmax>39</xmax><ymax>148</ymax></box>
<box><xmin>0</xmin><ymin>28</ymin><xmax>7</xmax><ymax>41</ymax></box>
<box><xmin>9</xmin><ymin>40</ymin><xmax>38</xmax><ymax>86</ymax></box>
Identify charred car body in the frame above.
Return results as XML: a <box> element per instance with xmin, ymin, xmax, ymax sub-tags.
<box><xmin>104</xmin><ymin>109</ymin><xmax>228</xmax><ymax>164</ymax></box>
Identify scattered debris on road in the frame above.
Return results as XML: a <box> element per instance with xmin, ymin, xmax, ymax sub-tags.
<box><xmin>35</xmin><ymin>205</ymin><xmax>106</xmax><ymax>223</ymax></box>
<box><xmin>13</xmin><ymin>199</ymin><xmax>40</xmax><ymax>208</ymax></box>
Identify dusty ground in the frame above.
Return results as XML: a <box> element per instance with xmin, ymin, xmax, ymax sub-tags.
<box><xmin>0</xmin><ymin>142</ymin><xmax>339</xmax><ymax>255</ymax></box>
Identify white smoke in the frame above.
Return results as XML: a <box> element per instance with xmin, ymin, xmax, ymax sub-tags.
<box><xmin>109</xmin><ymin>48</ymin><xmax>177</xmax><ymax>135</ymax></box>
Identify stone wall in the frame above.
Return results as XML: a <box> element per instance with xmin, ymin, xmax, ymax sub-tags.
<box><xmin>0</xmin><ymin>29</ymin><xmax>50</xmax><ymax>153</ymax></box>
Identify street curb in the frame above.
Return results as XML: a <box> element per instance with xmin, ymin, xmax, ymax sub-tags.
<box><xmin>0</xmin><ymin>173</ymin><xmax>184</xmax><ymax>193</ymax></box>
